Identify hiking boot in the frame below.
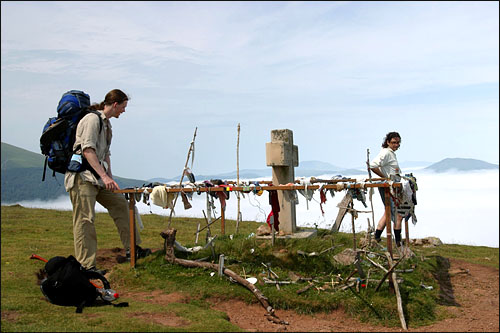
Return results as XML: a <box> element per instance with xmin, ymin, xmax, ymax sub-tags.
<box><xmin>87</xmin><ymin>266</ymin><xmax>108</xmax><ymax>275</ymax></box>
<box><xmin>126</xmin><ymin>246</ymin><xmax>152</xmax><ymax>260</ymax></box>
<box><xmin>374</xmin><ymin>237</ymin><xmax>382</xmax><ymax>243</ymax></box>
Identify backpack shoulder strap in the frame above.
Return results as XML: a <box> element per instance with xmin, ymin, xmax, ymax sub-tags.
<box><xmin>86</xmin><ymin>110</ymin><xmax>104</xmax><ymax>134</ymax></box>
<box><xmin>72</xmin><ymin>111</ymin><xmax>104</xmax><ymax>154</ymax></box>
<box><xmin>83</xmin><ymin>269</ymin><xmax>111</xmax><ymax>289</ymax></box>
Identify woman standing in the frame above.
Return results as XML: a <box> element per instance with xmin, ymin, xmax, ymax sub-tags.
<box><xmin>369</xmin><ymin>131</ymin><xmax>404</xmax><ymax>246</ymax></box>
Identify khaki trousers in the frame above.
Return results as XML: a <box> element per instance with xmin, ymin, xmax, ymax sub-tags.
<box><xmin>69</xmin><ymin>176</ymin><xmax>141</xmax><ymax>269</ymax></box>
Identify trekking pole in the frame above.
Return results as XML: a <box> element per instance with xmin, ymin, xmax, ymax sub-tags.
<box><xmin>235</xmin><ymin>123</ymin><xmax>241</xmax><ymax>234</ymax></box>
<box><xmin>366</xmin><ymin>148</ymin><xmax>376</xmax><ymax>244</ymax></box>
<box><xmin>30</xmin><ymin>254</ymin><xmax>48</xmax><ymax>262</ymax></box>
<box><xmin>167</xmin><ymin>127</ymin><xmax>197</xmax><ymax>228</ymax></box>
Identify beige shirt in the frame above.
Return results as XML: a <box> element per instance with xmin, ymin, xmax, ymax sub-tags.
<box><xmin>369</xmin><ymin>147</ymin><xmax>401</xmax><ymax>178</ymax></box>
<box><xmin>64</xmin><ymin>111</ymin><xmax>112</xmax><ymax>191</ymax></box>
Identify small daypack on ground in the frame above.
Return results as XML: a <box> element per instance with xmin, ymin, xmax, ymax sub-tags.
<box><xmin>39</xmin><ymin>255</ymin><xmax>127</xmax><ymax>313</ymax></box>
<box><xmin>40</xmin><ymin>90</ymin><xmax>103</xmax><ymax>181</ymax></box>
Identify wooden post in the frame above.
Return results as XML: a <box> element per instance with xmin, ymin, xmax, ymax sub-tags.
<box><xmin>236</xmin><ymin>123</ymin><xmax>241</xmax><ymax>234</ymax></box>
<box><xmin>384</xmin><ymin>187</ymin><xmax>393</xmax><ymax>258</ymax></box>
<box><xmin>384</xmin><ymin>187</ymin><xmax>395</xmax><ymax>292</ymax></box>
<box><xmin>128</xmin><ymin>195</ymin><xmax>136</xmax><ymax>268</ymax></box>
<box><xmin>168</xmin><ymin>127</ymin><xmax>197</xmax><ymax>228</ymax></box>
<box><xmin>405</xmin><ymin>218</ymin><xmax>410</xmax><ymax>248</ymax></box>
<box><xmin>202</xmin><ymin>209</ymin><xmax>216</xmax><ymax>261</ymax></box>
<box><xmin>351</xmin><ymin>201</ymin><xmax>357</xmax><ymax>251</ymax></box>
<box><xmin>385</xmin><ymin>253</ymin><xmax>407</xmax><ymax>330</ymax></box>
<box><xmin>218</xmin><ymin>254</ymin><xmax>225</xmax><ymax>277</ymax></box>
<box><xmin>366</xmin><ymin>148</ymin><xmax>376</xmax><ymax>242</ymax></box>
<box><xmin>271</xmin><ymin>216</ymin><xmax>275</xmax><ymax>247</ymax></box>
<box><xmin>195</xmin><ymin>222</ymin><xmax>200</xmax><ymax>244</ymax></box>
<box><xmin>221</xmin><ymin>204</ymin><xmax>225</xmax><ymax>235</ymax></box>
<box><xmin>331</xmin><ymin>192</ymin><xmax>353</xmax><ymax>232</ymax></box>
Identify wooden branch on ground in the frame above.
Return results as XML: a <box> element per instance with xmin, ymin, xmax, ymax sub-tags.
<box><xmin>365</xmin><ymin>256</ymin><xmax>388</xmax><ymax>273</ymax></box>
<box><xmin>160</xmin><ymin>228</ymin><xmax>288</xmax><ymax>325</ymax></box>
<box><xmin>263</xmin><ymin>278</ymin><xmax>292</xmax><ymax>285</ymax></box>
<box><xmin>385</xmin><ymin>252</ymin><xmax>407</xmax><ymax>331</ymax></box>
<box><xmin>375</xmin><ymin>255</ymin><xmax>404</xmax><ymax>292</ymax></box>
<box><xmin>342</xmin><ymin>269</ymin><xmax>358</xmax><ymax>284</ymax></box>
<box><xmin>296</xmin><ymin>282</ymin><xmax>314</xmax><ymax>295</ymax></box>
<box><xmin>193</xmin><ymin>215</ymin><xmax>221</xmax><ymax>235</ymax></box>
<box><xmin>356</xmin><ymin>249</ymin><xmax>386</xmax><ymax>258</ymax></box>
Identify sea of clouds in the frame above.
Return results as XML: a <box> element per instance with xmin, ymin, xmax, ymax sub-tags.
<box><xmin>10</xmin><ymin>169</ymin><xmax>499</xmax><ymax>248</ymax></box>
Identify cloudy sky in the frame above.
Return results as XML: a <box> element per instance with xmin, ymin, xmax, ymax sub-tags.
<box><xmin>1</xmin><ymin>1</ymin><xmax>498</xmax><ymax>181</ymax></box>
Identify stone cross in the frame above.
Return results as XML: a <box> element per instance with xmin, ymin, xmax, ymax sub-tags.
<box><xmin>265</xmin><ymin>129</ymin><xmax>299</xmax><ymax>234</ymax></box>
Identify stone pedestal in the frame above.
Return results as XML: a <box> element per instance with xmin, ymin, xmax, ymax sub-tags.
<box><xmin>265</xmin><ymin>129</ymin><xmax>299</xmax><ymax>234</ymax></box>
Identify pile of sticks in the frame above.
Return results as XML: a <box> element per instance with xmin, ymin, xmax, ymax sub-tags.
<box><xmin>160</xmin><ymin>228</ymin><xmax>289</xmax><ymax>326</ymax></box>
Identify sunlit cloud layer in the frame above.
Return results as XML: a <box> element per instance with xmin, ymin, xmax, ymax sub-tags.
<box><xmin>9</xmin><ymin>170</ymin><xmax>499</xmax><ymax>248</ymax></box>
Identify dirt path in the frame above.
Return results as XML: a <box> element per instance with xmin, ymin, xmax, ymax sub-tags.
<box><xmin>99</xmin><ymin>249</ymin><xmax>499</xmax><ymax>332</ymax></box>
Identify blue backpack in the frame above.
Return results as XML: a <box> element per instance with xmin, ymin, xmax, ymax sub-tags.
<box><xmin>40</xmin><ymin>90</ymin><xmax>102</xmax><ymax>181</ymax></box>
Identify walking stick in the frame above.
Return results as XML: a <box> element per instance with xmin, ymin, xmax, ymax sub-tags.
<box><xmin>367</xmin><ymin>149</ymin><xmax>376</xmax><ymax>244</ymax></box>
<box><xmin>235</xmin><ymin>123</ymin><xmax>241</xmax><ymax>234</ymax></box>
<box><xmin>167</xmin><ymin>127</ymin><xmax>197</xmax><ymax>228</ymax></box>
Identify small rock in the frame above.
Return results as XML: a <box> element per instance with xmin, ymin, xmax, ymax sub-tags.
<box><xmin>333</xmin><ymin>248</ymin><xmax>357</xmax><ymax>265</ymax></box>
<box><xmin>425</xmin><ymin>237</ymin><xmax>443</xmax><ymax>246</ymax></box>
<box><xmin>256</xmin><ymin>224</ymin><xmax>271</xmax><ymax>236</ymax></box>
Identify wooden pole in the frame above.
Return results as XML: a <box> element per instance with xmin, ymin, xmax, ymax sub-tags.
<box><xmin>195</xmin><ymin>222</ymin><xmax>200</xmax><ymax>244</ymax></box>
<box><xmin>331</xmin><ymin>192</ymin><xmax>353</xmax><ymax>232</ymax></box>
<box><xmin>271</xmin><ymin>216</ymin><xmax>275</xmax><ymax>247</ymax></box>
<box><xmin>202</xmin><ymin>209</ymin><xmax>216</xmax><ymax>261</ymax></box>
<box><xmin>385</xmin><ymin>253</ymin><xmax>407</xmax><ymax>331</ymax></box>
<box><xmin>128</xmin><ymin>195</ymin><xmax>136</xmax><ymax>268</ymax></box>
<box><xmin>405</xmin><ymin>218</ymin><xmax>410</xmax><ymax>248</ymax></box>
<box><xmin>167</xmin><ymin>127</ymin><xmax>197</xmax><ymax>228</ymax></box>
<box><xmin>116</xmin><ymin>181</ymin><xmax>400</xmax><ymax>194</ymax></box>
<box><xmin>236</xmin><ymin>123</ymin><xmax>241</xmax><ymax>234</ymax></box>
<box><xmin>221</xmin><ymin>202</ymin><xmax>225</xmax><ymax>235</ymax></box>
<box><xmin>367</xmin><ymin>149</ymin><xmax>376</xmax><ymax>242</ymax></box>
<box><xmin>351</xmin><ymin>201</ymin><xmax>357</xmax><ymax>251</ymax></box>
<box><xmin>384</xmin><ymin>187</ymin><xmax>393</xmax><ymax>258</ymax></box>
<box><xmin>375</xmin><ymin>254</ymin><xmax>403</xmax><ymax>292</ymax></box>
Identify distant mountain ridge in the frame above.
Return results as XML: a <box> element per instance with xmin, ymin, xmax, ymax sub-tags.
<box><xmin>425</xmin><ymin>158</ymin><xmax>498</xmax><ymax>173</ymax></box>
<box><xmin>1</xmin><ymin>142</ymin><xmax>498</xmax><ymax>202</ymax></box>
<box><xmin>149</xmin><ymin>160</ymin><xmax>366</xmax><ymax>183</ymax></box>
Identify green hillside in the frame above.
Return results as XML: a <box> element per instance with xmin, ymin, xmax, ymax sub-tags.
<box><xmin>1</xmin><ymin>142</ymin><xmax>146</xmax><ymax>203</ymax></box>
<box><xmin>1</xmin><ymin>142</ymin><xmax>45</xmax><ymax>169</ymax></box>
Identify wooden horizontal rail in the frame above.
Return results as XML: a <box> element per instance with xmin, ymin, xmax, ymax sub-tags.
<box><xmin>114</xmin><ymin>181</ymin><xmax>400</xmax><ymax>194</ymax></box>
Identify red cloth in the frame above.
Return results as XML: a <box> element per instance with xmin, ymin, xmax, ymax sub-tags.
<box><xmin>214</xmin><ymin>185</ymin><xmax>228</xmax><ymax>210</ymax></box>
<box><xmin>319</xmin><ymin>187</ymin><xmax>327</xmax><ymax>216</ymax></box>
<box><xmin>266</xmin><ymin>211</ymin><xmax>278</xmax><ymax>231</ymax></box>
<box><xmin>216</xmin><ymin>191</ymin><xmax>226</xmax><ymax>211</ymax></box>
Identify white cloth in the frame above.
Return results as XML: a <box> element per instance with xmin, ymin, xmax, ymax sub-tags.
<box><xmin>369</xmin><ymin>147</ymin><xmax>401</xmax><ymax>178</ymax></box>
<box><xmin>150</xmin><ymin>185</ymin><xmax>175</xmax><ymax>210</ymax></box>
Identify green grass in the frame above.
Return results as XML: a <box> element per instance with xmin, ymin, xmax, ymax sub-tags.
<box><xmin>2</xmin><ymin>205</ymin><xmax>498</xmax><ymax>331</ymax></box>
